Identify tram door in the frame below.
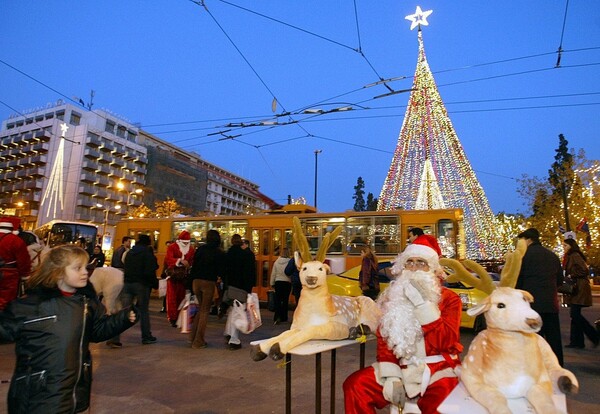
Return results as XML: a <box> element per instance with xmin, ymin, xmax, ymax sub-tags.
<box><xmin>251</xmin><ymin>227</ymin><xmax>293</xmax><ymax>301</ymax></box>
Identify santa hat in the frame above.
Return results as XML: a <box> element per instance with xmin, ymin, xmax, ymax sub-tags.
<box><xmin>399</xmin><ymin>235</ymin><xmax>441</xmax><ymax>270</ymax></box>
<box><xmin>0</xmin><ymin>216</ymin><xmax>20</xmax><ymax>235</ymax></box>
<box><xmin>178</xmin><ymin>230</ymin><xmax>191</xmax><ymax>241</ymax></box>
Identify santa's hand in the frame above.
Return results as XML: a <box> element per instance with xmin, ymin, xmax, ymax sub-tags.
<box><xmin>382</xmin><ymin>377</ymin><xmax>406</xmax><ymax>406</ymax></box>
<box><xmin>413</xmin><ymin>301</ymin><xmax>441</xmax><ymax>325</ymax></box>
<box><xmin>403</xmin><ymin>283</ymin><xmax>425</xmax><ymax>307</ymax></box>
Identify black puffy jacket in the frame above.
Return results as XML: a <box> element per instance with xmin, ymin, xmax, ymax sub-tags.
<box><xmin>0</xmin><ymin>284</ymin><xmax>136</xmax><ymax>413</ymax></box>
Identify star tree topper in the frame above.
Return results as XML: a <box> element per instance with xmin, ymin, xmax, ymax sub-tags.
<box><xmin>405</xmin><ymin>6</ymin><xmax>433</xmax><ymax>30</ymax></box>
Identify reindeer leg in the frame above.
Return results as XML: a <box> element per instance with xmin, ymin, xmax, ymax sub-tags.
<box><xmin>526</xmin><ymin>383</ymin><xmax>559</xmax><ymax>414</ymax></box>
<box><xmin>252</xmin><ymin>329</ymin><xmax>300</xmax><ymax>361</ymax></box>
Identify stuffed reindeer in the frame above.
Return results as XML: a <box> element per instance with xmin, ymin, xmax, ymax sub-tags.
<box><xmin>460</xmin><ymin>287</ymin><xmax>578</xmax><ymax>414</ymax></box>
<box><xmin>250</xmin><ymin>217</ymin><xmax>381</xmax><ymax>361</ymax></box>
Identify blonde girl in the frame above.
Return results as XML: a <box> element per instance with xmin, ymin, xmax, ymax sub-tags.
<box><xmin>0</xmin><ymin>245</ymin><xmax>137</xmax><ymax>413</ymax></box>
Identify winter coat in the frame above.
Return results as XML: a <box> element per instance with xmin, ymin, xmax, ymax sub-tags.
<box><xmin>224</xmin><ymin>245</ymin><xmax>256</xmax><ymax>293</ymax></box>
<box><xmin>270</xmin><ymin>257</ymin><xmax>291</xmax><ymax>286</ymax></box>
<box><xmin>189</xmin><ymin>242</ymin><xmax>226</xmax><ymax>283</ymax></box>
<box><xmin>123</xmin><ymin>244</ymin><xmax>159</xmax><ymax>289</ymax></box>
<box><xmin>515</xmin><ymin>242</ymin><xmax>563</xmax><ymax>313</ymax></box>
<box><xmin>563</xmin><ymin>251</ymin><xmax>592</xmax><ymax>307</ymax></box>
<box><xmin>0</xmin><ymin>283</ymin><xmax>136</xmax><ymax>413</ymax></box>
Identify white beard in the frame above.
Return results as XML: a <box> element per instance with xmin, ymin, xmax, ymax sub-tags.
<box><xmin>176</xmin><ymin>240</ymin><xmax>190</xmax><ymax>257</ymax></box>
<box><xmin>377</xmin><ymin>269</ymin><xmax>441</xmax><ymax>359</ymax></box>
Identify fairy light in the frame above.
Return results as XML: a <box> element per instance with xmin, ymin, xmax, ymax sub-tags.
<box><xmin>377</xmin><ymin>26</ymin><xmax>503</xmax><ymax>259</ymax></box>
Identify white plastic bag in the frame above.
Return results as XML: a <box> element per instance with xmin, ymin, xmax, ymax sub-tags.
<box><xmin>176</xmin><ymin>293</ymin><xmax>198</xmax><ymax>333</ymax></box>
<box><xmin>158</xmin><ymin>279</ymin><xmax>167</xmax><ymax>297</ymax></box>
<box><xmin>245</xmin><ymin>292</ymin><xmax>262</xmax><ymax>333</ymax></box>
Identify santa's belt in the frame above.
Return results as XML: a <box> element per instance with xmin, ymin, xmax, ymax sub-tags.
<box><xmin>400</xmin><ymin>354</ymin><xmax>458</xmax><ymax>366</ymax></box>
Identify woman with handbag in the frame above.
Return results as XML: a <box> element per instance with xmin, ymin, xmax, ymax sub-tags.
<box><xmin>562</xmin><ymin>238</ymin><xmax>599</xmax><ymax>349</ymax></box>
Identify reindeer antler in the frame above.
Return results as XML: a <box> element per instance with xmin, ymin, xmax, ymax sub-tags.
<box><xmin>315</xmin><ymin>225</ymin><xmax>343</xmax><ymax>263</ymax></box>
<box><xmin>498</xmin><ymin>238</ymin><xmax>526</xmax><ymax>288</ymax></box>
<box><xmin>292</xmin><ymin>216</ymin><xmax>312</xmax><ymax>263</ymax></box>
<box><xmin>440</xmin><ymin>258</ymin><xmax>496</xmax><ymax>295</ymax></box>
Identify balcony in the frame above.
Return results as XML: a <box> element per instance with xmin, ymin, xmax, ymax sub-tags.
<box><xmin>78</xmin><ymin>184</ymin><xmax>95</xmax><ymax>195</ymax></box>
<box><xmin>34</xmin><ymin>130</ymin><xmax>51</xmax><ymax>142</ymax></box>
<box><xmin>86</xmin><ymin>134</ymin><xmax>102</xmax><ymax>147</ymax></box>
<box><xmin>94</xmin><ymin>188</ymin><xmax>108</xmax><ymax>199</ymax></box>
<box><xmin>76</xmin><ymin>197</ymin><xmax>96</xmax><ymax>208</ymax></box>
<box><xmin>95</xmin><ymin>175</ymin><xmax>110</xmax><ymax>186</ymax></box>
<box><xmin>123</xmin><ymin>150</ymin><xmax>135</xmax><ymax>160</ymax></box>
<box><xmin>97</xmin><ymin>164</ymin><xmax>111</xmax><ymax>176</ymax></box>
<box><xmin>24</xmin><ymin>179</ymin><xmax>44</xmax><ymax>190</ymax></box>
<box><xmin>80</xmin><ymin>171</ymin><xmax>96</xmax><ymax>183</ymax></box>
<box><xmin>82</xmin><ymin>160</ymin><xmax>98</xmax><ymax>171</ymax></box>
<box><xmin>85</xmin><ymin>148</ymin><xmax>102</xmax><ymax>159</ymax></box>
<box><xmin>32</xmin><ymin>142</ymin><xmax>50</xmax><ymax>153</ymax></box>
<box><xmin>29</xmin><ymin>155</ymin><xmax>48</xmax><ymax>166</ymax></box>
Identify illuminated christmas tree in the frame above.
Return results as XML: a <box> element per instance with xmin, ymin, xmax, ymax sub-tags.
<box><xmin>378</xmin><ymin>8</ymin><xmax>502</xmax><ymax>259</ymax></box>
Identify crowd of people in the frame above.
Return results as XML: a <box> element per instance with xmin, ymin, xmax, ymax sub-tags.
<box><xmin>0</xmin><ymin>216</ymin><xmax>598</xmax><ymax>413</ymax></box>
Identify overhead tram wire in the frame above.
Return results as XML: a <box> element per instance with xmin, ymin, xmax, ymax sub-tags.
<box><xmin>555</xmin><ymin>0</ymin><xmax>571</xmax><ymax>67</ymax></box>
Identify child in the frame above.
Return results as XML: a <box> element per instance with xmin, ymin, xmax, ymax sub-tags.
<box><xmin>0</xmin><ymin>245</ymin><xmax>138</xmax><ymax>413</ymax></box>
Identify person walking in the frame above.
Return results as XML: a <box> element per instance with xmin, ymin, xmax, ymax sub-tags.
<box><xmin>188</xmin><ymin>229</ymin><xmax>226</xmax><ymax>349</ymax></box>
<box><xmin>223</xmin><ymin>234</ymin><xmax>256</xmax><ymax>350</ymax></box>
<box><xmin>0</xmin><ymin>217</ymin><xmax>31</xmax><ymax>311</ymax></box>
<box><xmin>88</xmin><ymin>245</ymin><xmax>106</xmax><ymax>268</ymax></box>
<box><xmin>0</xmin><ymin>245</ymin><xmax>137</xmax><ymax>413</ymax></box>
<box><xmin>285</xmin><ymin>251</ymin><xmax>302</xmax><ymax>304</ymax></box>
<box><xmin>164</xmin><ymin>231</ymin><xmax>195</xmax><ymax>327</ymax></box>
<box><xmin>562</xmin><ymin>238</ymin><xmax>599</xmax><ymax>349</ymax></box>
<box><xmin>270</xmin><ymin>247</ymin><xmax>292</xmax><ymax>324</ymax></box>
<box><xmin>110</xmin><ymin>236</ymin><xmax>131</xmax><ymax>269</ymax></box>
<box><xmin>120</xmin><ymin>234</ymin><xmax>159</xmax><ymax>345</ymax></box>
<box><xmin>516</xmin><ymin>228</ymin><xmax>565</xmax><ymax>365</ymax></box>
<box><xmin>359</xmin><ymin>246</ymin><xmax>380</xmax><ymax>300</ymax></box>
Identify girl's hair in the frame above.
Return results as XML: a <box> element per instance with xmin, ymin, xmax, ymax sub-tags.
<box><xmin>564</xmin><ymin>238</ymin><xmax>586</xmax><ymax>262</ymax></box>
<box><xmin>362</xmin><ymin>246</ymin><xmax>379</xmax><ymax>268</ymax></box>
<box><xmin>28</xmin><ymin>245</ymin><xmax>89</xmax><ymax>289</ymax></box>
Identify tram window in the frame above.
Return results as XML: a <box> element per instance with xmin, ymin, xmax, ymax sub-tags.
<box><xmin>262</xmin><ymin>229</ymin><xmax>270</xmax><ymax>255</ymax></box>
<box><xmin>373</xmin><ymin>216</ymin><xmax>400</xmax><ymax>254</ymax></box>
<box><xmin>437</xmin><ymin>219</ymin><xmax>456</xmax><ymax>258</ymax></box>
<box><xmin>261</xmin><ymin>261</ymin><xmax>270</xmax><ymax>288</ymax></box>
<box><xmin>251</xmin><ymin>230</ymin><xmax>260</xmax><ymax>256</ymax></box>
<box><xmin>273</xmin><ymin>229</ymin><xmax>281</xmax><ymax>256</ymax></box>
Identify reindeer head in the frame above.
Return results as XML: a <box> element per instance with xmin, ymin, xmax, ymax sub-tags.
<box><xmin>292</xmin><ymin>216</ymin><xmax>343</xmax><ymax>290</ymax></box>
<box><xmin>467</xmin><ymin>287</ymin><xmax>542</xmax><ymax>333</ymax></box>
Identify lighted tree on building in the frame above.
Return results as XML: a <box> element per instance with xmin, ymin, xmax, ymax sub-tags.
<box><xmin>377</xmin><ymin>8</ymin><xmax>502</xmax><ymax>259</ymax></box>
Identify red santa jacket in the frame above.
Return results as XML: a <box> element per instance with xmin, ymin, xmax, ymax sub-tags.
<box><xmin>376</xmin><ymin>287</ymin><xmax>463</xmax><ymax>375</ymax></box>
<box><xmin>164</xmin><ymin>241</ymin><xmax>195</xmax><ymax>269</ymax></box>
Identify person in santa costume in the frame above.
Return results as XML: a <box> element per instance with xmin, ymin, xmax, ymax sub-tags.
<box><xmin>165</xmin><ymin>230</ymin><xmax>195</xmax><ymax>326</ymax></box>
<box><xmin>0</xmin><ymin>217</ymin><xmax>32</xmax><ymax>310</ymax></box>
<box><xmin>343</xmin><ymin>238</ymin><xmax>462</xmax><ymax>414</ymax></box>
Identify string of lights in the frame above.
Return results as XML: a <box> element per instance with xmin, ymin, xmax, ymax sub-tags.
<box><xmin>377</xmin><ymin>29</ymin><xmax>503</xmax><ymax>259</ymax></box>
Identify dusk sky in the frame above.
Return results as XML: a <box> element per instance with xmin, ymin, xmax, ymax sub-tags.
<box><xmin>2</xmin><ymin>1</ymin><xmax>599</xmax><ymax>215</ymax></box>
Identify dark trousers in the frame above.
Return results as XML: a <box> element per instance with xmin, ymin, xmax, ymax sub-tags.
<box><xmin>569</xmin><ymin>304</ymin><xmax>600</xmax><ymax>347</ymax></box>
<box><xmin>120</xmin><ymin>282</ymin><xmax>153</xmax><ymax>340</ymax></box>
<box><xmin>538</xmin><ymin>312</ymin><xmax>564</xmax><ymax>366</ymax></box>
<box><xmin>273</xmin><ymin>281</ymin><xmax>291</xmax><ymax>323</ymax></box>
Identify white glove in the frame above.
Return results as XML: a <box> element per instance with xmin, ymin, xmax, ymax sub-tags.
<box><xmin>404</xmin><ymin>283</ymin><xmax>425</xmax><ymax>307</ymax></box>
<box><xmin>382</xmin><ymin>377</ymin><xmax>406</xmax><ymax>406</ymax></box>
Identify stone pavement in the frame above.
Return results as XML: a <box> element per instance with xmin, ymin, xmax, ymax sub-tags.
<box><xmin>1</xmin><ymin>299</ymin><xmax>599</xmax><ymax>413</ymax></box>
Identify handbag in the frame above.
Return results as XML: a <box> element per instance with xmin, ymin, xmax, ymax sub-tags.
<box><xmin>267</xmin><ymin>290</ymin><xmax>276</xmax><ymax>312</ymax></box>
<box><xmin>166</xmin><ymin>266</ymin><xmax>188</xmax><ymax>281</ymax></box>
<box><xmin>557</xmin><ymin>277</ymin><xmax>577</xmax><ymax>295</ymax></box>
<box><xmin>223</xmin><ymin>285</ymin><xmax>248</xmax><ymax>304</ymax></box>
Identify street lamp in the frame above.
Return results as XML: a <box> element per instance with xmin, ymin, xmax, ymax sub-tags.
<box><xmin>314</xmin><ymin>150</ymin><xmax>322</xmax><ymax>209</ymax></box>
<box><xmin>97</xmin><ymin>203</ymin><xmax>121</xmax><ymax>239</ymax></box>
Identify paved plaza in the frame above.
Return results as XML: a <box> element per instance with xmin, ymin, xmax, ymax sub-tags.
<box><xmin>1</xmin><ymin>298</ymin><xmax>599</xmax><ymax>413</ymax></box>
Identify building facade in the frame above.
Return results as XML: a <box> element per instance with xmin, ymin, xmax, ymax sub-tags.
<box><xmin>0</xmin><ymin>101</ymin><xmax>275</xmax><ymax>237</ymax></box>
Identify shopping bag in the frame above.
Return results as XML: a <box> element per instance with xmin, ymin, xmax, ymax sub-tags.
<box><xmin>267</xmin><ymin>290</ymin><xmax>276</xmax><ymax>312</ymax></box>
<box><xmin>223</xmin><ymin>285</ymin><xmax>248</xmax><ymax>304</ymax></box>
<box><xmin>231</xmin><ymin>300</ymin><xmax>249</xmax><ymax>333</ymax></box>
<box><xmin>176</xmin><ymin>293</ymin><xmax>198</xmax><ymax>333</ymax></box>
<box><xmin>245</xmin><ymin>293</ymin><xmax>262</xmax><ymax>333</ymax></box>
<box><xmin>158</xmin><ymin>279</ymin><xmax>167</xmax><ymax>298</ymax></box>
